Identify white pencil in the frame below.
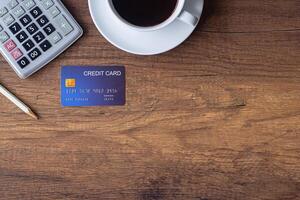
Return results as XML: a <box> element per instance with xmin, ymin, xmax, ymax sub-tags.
<box><xmin>0</xmin><ymin>84</ymin><xmax>38</xmax><ymax>120</ymax></box>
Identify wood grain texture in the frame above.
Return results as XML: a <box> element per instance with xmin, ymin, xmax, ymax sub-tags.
<box><xmin>0</xmin><ymin>0</ymin><xmax>300</xmax><ymax>199</ymax></box>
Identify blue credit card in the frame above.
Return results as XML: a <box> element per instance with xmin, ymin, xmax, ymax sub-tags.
<box><xmin>61</xmin><ymin>66</ymin><xmax>126</xmax><ymax>107</ymax></box>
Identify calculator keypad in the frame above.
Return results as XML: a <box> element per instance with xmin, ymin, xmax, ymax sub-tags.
<box><xmin>28</xmin><ymin>47</ymin><xmax>41</xmax><ymax>60</ymax></box>
<box><xmin>48</xmin><ymin>31</ymin><xmax>61</xmax><ymax>44</ymax></box>
<box><xmin>4</xmin><ymin>39</ymin><xmax>16</xmax><ymax>51</ymax></box>
<box><xmin>0</xmin><ymin>31</ymin><xmax>9</xmax><ymax>43</ymax></box>
<box><xmin>49</xmin><ymin>6</ymin><xmax>60</xmax><ymax>18</ymax></box>
<box><xmin>37</xmin><ymin>15</ymin><xmax>48</xmax><ymax>27</ymax></box>
<box><xmin>54</xmin><ymin>15</ymin><xmax>73</xmax><ymax>36</ymax></box>
<box><xmin>43</xmin><ymin>23</ymin><xmax>55</xmax><ymax>35</ymax></box>
<box><xmin>33</xmin><ymin>31</ymin><xmax>44</xmax><ymax>43</ymax></box>
<box><xmin>26</xmin><ymin>22</ymin><xmax>38</xmax><ymax>34</ymax></box>
<box><xmin>16</xmin><ymin>30</ymin><xmax>28</xmax><ymax>42</ymax></box>
<box><xmin>41</xmin><ymin>0</ymin><xmax>54</xmax><ymax>10</ymax></box>
<box><xmin>20</xmin><ymin>14</ymin><xmax>31</xmax><ymax>26</ymax></box>
<box><xmin>30</xmin><ymin>6</ymin><xmax>42</xmax><ymax>18</ymax></box>
<box><xmin>3</xmin><ymin>14</ymin><xmax>15</xmax><ymax>25</ymax></box>
<box><xmin>12</xmin><ymin>6</ymin><xmax>25</xmax><ymax>18</ymax></box>
<box><xmin>11</xmin><ymin>48</ymin><xmax>23</xmax><ymax>60</ymax></box>
<box><xmin>0</xmin><ymin>0</ymin><xmax>82</xmax><ymax>78</ymax></box>
<box><xmin>22</xmin><ymin>39</ymin><xmax>34</xmax><ymax>51</ymax></box>
<box><xmin>23</xmin><ymin>0</ymin><xmax>35</xmax><ymax>10</ymax></box>
<box><xmin>7</xmin><ymin>0</ymin><xmax>18</xmax><ymax>10</ymax></box>
<box><xmin>0</xmin><ymin>7</ymin><xmax>8</xmax><ymax>17</ymax></box>
<box><xmin>17</xmin><ymin>56</ymin><xmax>30</xmax><ymax>68</ymax></box>
<box><xmin>39</xmin><ymin>39</ymin><xmax>51</xmax><ymax>52</ymax></box>
<box><xmin>9</xmin><ymin>22</ymin><xmax>21</xmax><ymax>34</ymax></box>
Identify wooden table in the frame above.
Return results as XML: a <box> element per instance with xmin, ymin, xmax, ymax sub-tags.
<box><xmin>0</xmin><ymin>0</ymin><xmax>299</xmax><ymax>199</ymax></box>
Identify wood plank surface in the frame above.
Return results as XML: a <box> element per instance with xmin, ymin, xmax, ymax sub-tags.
<box><xmin>0</xmin><ymin>0</ymin><xmax>300</xmax><ymax>199</ymax></box>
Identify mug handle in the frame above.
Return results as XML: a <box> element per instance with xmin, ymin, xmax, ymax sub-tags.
<box><xmin>178</xmin><ymin>11</ymin><xmax>198</xmax><ymax>26</ymax></box>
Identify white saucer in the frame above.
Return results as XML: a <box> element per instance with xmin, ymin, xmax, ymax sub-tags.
<box><xmin>88</xmin><ymin>0</ymin><xmax>204</xmax><ymax>55</ymax></box>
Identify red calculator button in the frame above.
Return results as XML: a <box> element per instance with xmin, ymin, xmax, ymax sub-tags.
<box><xmin>11</xmin><ymin>48</ymin><xmax>23</xmax><ymax>60</ymax></box>
<box><xmin>4</xmin><ymin>39</ymin><xmax>17</xmax><ymax>52</ymax></box>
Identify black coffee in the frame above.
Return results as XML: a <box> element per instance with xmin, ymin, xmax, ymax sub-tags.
<box><xmin>112</xmin><ymin>0</ymin><xmax>178</xmax><ymax>27</ymax></box>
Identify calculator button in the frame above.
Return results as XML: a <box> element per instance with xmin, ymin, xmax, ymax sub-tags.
<box><xmin>43</xmin><ymin>23</ymin><xmax>55</xmax><ymax>35</ymax></box>
<box><xmin>30</xmin><ymin>6</ymin><xmax>42</xmax><ymax>18</ymax></box>
<box><xmin>11</xmin><ymin>48</ymin><xmax>23</xmax><ymax>60</ymax></box>
<box><xmin>28</xmin><ymin>47</ymin><xmax>41</xmax><ymax>60</ymax></box>
<box><xmin>12</xmin><ymin>6</ymin><xmax>25</xmax><ymax>18</ymax></box>
<box><xmin>8</xmin><ymin>0</ymin><xmax>19</xmax><ymax>9</ymax></box>
<box><xmin>3</xmin><ymin>14</ymin><xmax>15</xmax><ymax>26</ymax></box>
<box><xmin>9</xmin><ymin>22</ymin><xmax>22</xmax><ymax>34</ymax></box>
<box><xmin>16</xmin><ymin>31</ymin><xmax>28</xmax><ymax>42</ymax></box>
<box><xmin>54</xmin><ymin>15</ymin><xmax>73</xmax><ymax>36</ymax></box>
<box><xmin>37</xmin><ymin>15</ymin><xmax>49</xmax><ymax>27</ymax></box>
<box><xmin>41</xmin><ymin>0</ymin><xmax>54</xmax><ymax>10</ymax></box>
<box><xmin>22</xmin><ymin>39</ymin><xmax>34</xmax><ymax>51</ymax></box>
<box><xmin>0</xmin><ymin>31</ymin><xmax>10</xmax><ymax>43</ymax></box>
<box><xmin>20</xmin><ymin>14</ymin><xmax>32</xmax><ymax>26</ymax></box>
<box><xmin>4</xmin><ymin>39</ymin><xmax>17</xmax><ymax>52</ymax></box>
<box><xmin>39</xmin><ymin>40</ymin><xmax>51</xmax><ymax>52</ymax></box>
<box><xmin>17</xmin><ymin>56</ymin><xmax>30</xmax><ymax>68</ymax></box>
<box><xmin>48</xmin><ymin>32</ymin><xmax>61</xmax><ymax>44</ymax></box>
<box><xmin>23</xmin><ymin>0</ymin><xmax>36</xmax><ymax>10</ymax></box>
<box><xmin>0</xmin><ymin>7</ymin><xmax>8</xmax><ymax>17</ymax></box>
<box><xmin>26</xmin><ymin>23</ymin><xmax>38</xmax><ymax>34</ymax></box>
<box><xmin>33</xmin><ymin>31</ymin><xmax>45</xmax><ymax>43</ymax></box>
<box><xmin>49</xmin><ymin>6</ymin><xmax>60</xmax><ymax>18</ymax></box>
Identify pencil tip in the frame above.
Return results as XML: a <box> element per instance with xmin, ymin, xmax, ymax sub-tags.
<box><xmin>28</xmin><ymin>110</ymin><xmax>39</xmax><ymax>120</ymax></box>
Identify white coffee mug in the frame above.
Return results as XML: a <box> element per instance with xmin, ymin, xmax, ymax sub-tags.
<box><xmin>107</xmin><ymin>0</ymin><xmax>199</xmax><ymax>32</ymax></box>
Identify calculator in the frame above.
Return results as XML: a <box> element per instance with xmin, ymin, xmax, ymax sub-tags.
<box><xmin>0</xmin><ymin>0</ymin><xmax>83</xmax><ymax>79</ymax></box>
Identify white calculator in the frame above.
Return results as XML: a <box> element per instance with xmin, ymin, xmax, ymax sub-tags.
<box><xmin>0</xmin><ymin>0</ymin><xmax>83</xmax><ymax>79</ymax></box>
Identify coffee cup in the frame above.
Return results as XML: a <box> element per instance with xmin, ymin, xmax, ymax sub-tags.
<box><xmin>107</xmin><ymin>0</ymin><xmax>199</xmax><ymax>32</ymax></box>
